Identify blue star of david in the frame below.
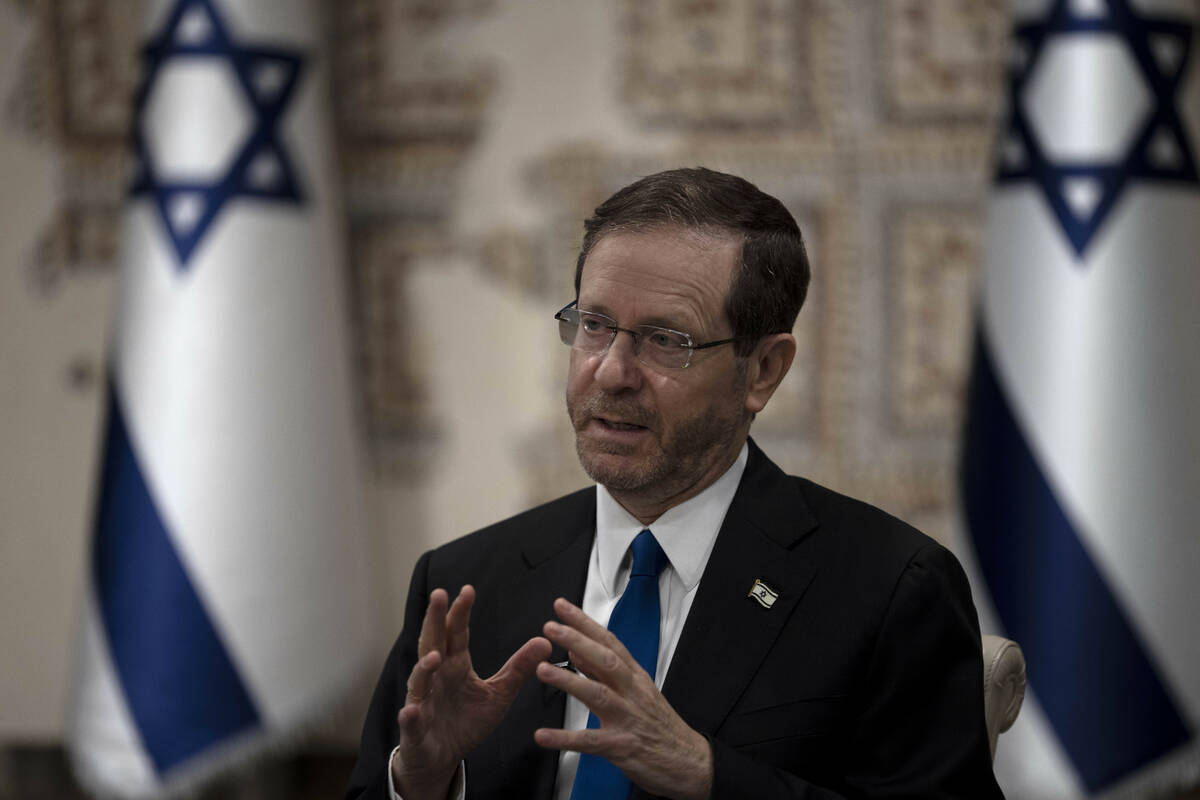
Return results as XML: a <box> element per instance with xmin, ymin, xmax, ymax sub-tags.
<box><xmin>131</xmin><ymin>0</ymin><xmax>306</xmax><ymax>269</ymax></box>
<box><xmin>996</xmin><ymin>0</ymin><xmax>1199</xmax><ymax>258</ymax></box>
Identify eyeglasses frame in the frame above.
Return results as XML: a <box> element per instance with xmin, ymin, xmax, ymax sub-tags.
<box><xmin>554</xmin><ymin>300</ymin><xmax>747</xmax><ymax>370</ymax></box>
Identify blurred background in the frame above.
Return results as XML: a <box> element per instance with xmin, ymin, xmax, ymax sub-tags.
<box><xmin>2</xmin><ymin>0</ymin><xmax>1188</xmax><ymax>798</ymax></box>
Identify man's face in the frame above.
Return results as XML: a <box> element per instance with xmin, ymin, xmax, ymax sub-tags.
<box><xmin>565</xmin><ymin>226</ymin><xmax>753</xmax><ymax>513</ymax></box>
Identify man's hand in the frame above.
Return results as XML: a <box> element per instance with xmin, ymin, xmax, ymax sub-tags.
<box><xmin>392</xmin><ymin>585</ymin><xmax>551</xmax><ymax>800</ymax></box>
<box><xmin>533</xmin><ymin>598</ymin><xmax>713</xmax><ymax>800</ymax></box>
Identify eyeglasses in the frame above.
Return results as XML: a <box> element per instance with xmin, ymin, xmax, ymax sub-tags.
<box><xmin>554</xmin><ymin>300</ymin><xmax>744</xmax><ymax>370</ymax></box>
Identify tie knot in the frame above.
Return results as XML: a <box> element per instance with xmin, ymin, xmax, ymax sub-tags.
<box><xmin>629</xmin><ymin>529</ymin><xmax>668</xmax><ymax>578</ymax></box>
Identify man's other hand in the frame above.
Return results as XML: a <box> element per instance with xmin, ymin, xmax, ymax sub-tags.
<box><xmin>392</xmin><ymin>585</ymin><xmax>552</xmax><ymax>800</ymax></box>
<box><xmin>533</xmin><ymin>598</ymin><xmax>714</xmax><ymax>800</ymax></box>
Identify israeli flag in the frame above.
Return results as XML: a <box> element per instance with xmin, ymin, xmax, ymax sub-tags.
<box><xmin>961</xmin><ymin>0</ymin><xmax>1200</xmax><ymax>796</ymax></box>
<box><xmin>66</xmin><ymin>1</ymin><xmax>371</xmax><ymax>796</ymax></box>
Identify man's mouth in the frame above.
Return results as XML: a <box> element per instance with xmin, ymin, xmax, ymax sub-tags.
<box><xmin>595</xmin><ymin>417</ymin><xmax>648</xmax><ymax>432</ymax></box>
<box><xmin>598</xmin><ymin>418</ymin><xmax>645</xmax><ymax>431</ymax></box>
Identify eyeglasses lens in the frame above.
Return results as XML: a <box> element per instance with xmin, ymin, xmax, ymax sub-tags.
<box><xmin>557</xmin><ymin>308</ymin><xmax>692</xmax><ymax>370</ymax></box>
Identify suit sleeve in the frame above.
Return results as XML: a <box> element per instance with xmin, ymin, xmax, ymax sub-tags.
<box><xmin>707</xmin><ymin>544</ymin><xmax>1003</xmax><ymax>799</ymax></box>
<box><xmin>345</xmin><ymin>552</ymin><xmax>432</xmax><ymax>800</ymax></box>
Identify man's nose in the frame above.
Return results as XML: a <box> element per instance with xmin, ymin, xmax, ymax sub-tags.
<box><xmin>593</xmin><ymin>330</ymin><xmax>643</xmax><ymax>392</ymax></box>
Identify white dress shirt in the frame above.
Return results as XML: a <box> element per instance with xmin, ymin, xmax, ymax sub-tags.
<box><xmin>390</xmin><ymin>444</ymin><xmax>749</xmax><ymax>800</ymax></box>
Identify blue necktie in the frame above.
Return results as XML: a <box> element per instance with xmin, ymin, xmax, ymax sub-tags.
<box><xmin>570</xmin><ymin>529</ymin><xmax>668</xmax><ymax>800</ymax></box>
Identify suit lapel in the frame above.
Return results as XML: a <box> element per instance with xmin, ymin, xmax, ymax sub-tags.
<box><xmin>494</xmin><ymin>490</ymin><xmax>594</xmax><ymax>800</ymax></box>
<box><xmin>507</xmin><ymin>490</ymin><xmax>595</xmax><ymax>668</ymax></box>
<box><xmin>661</xmin><ymin>441</ymin><xmax>820</xmax><ymax>736</ymax></box>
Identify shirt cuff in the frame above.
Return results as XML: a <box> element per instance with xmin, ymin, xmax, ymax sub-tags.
<box><xmin>386</xmin><ymin>746</ymin><xmax>466</xmax><ymax>800</ymax></box>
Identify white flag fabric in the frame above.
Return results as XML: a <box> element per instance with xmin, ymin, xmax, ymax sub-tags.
<box><xmin>961</xmin><ymin>0</ymin><xmax>1200</xmax><ymax>797</ymax></box>
<box><xmin>66</xmin><ymin>0</ymin><xmax>371</xmax><ymax>796</ymax></box>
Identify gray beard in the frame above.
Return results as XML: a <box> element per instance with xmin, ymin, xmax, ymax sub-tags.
<box><xmin>571</xmin><ymin>392</ymin><xmax>746</xmax><ymax>498</ymax></box>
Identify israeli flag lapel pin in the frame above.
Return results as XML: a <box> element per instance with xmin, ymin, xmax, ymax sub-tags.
<box><xmin>748</xmin><ymin>579</ymin><xmax>779</xmax><ymax>609</ymax></box>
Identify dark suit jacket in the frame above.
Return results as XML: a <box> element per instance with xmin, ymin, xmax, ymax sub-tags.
<box><xmin>346</xmin><ymin>440</ymin><xmax>1003</xmax><ymax>799</ymax></box>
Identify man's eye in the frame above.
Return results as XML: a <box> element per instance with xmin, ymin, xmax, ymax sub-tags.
<box><xmin>648</xmin><ymin>331</ymin><xmax>682</xmax><ymax>349</ymax></box>
<box><xmin>580</xmin><ymin>317</ymin><xmax>607</xmax><ymax>334</ymax></box>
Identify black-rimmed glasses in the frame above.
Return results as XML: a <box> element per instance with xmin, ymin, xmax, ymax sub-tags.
<box><xmin>554</xmin><ymin>301</ymin><xmax>744</xmax><ymax>370</ymax></box>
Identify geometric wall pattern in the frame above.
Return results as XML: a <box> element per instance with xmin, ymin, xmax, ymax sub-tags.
<box><xmin>8</xmin><ymin>0</ymin><xmax>1007</xmax><ymax>545</ymax></box>
<box><xmin>2</xmin><ymin>0</ymin><xmax>1016</xmax><ymax>793</ymax></box>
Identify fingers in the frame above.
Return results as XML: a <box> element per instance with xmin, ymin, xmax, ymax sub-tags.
<box><xmin>444</xmin><ymin>585</ymin><xmax>476</xmax><ymax>657</ymax></box>
<box><xmin>492</xmin><ymin>633</ymin><xmax>552</xmax><ymax>681</ymax></box>
<box><xmin>405</xmin><ymin>649</ymin><xmax>442</xmax><ymax>705</ymax></box>
<box><xmin>398</xmin><ymin>650</ymin><xmax>443</xmax><ymax>746</ymax></box>
<box><xmin>416</xmin><ymin>585</ymin><xmax>475</xmax><ymax>661</ymax></box>
<box><xmin>533</xmin><ymin>724</ymin><xmax>615</xmax><ymax>756</ymax></box>
<box><xmin>543</xmin><ymin>601</ymin><xmax>642</xmax><ymax>691</ymax></box>
<box><xmin>416</xmin><ymin>589</ymin><xmax>449</xmax><ymax>659</ymax></box>
<box><xmin>490</xmin><ymin>636</ymin><xmax>553</xmax><ymax>697</ymax></box>
<box><xmin>535</xmin><ymin>659</ymin><xmax>627</xmax><ymax>720</ymax></box>
<box><xmin>405</xmin><ymin>586</ymin><xmax>472</xmax><ymax>712</ymax></box>
<box><xmin>553</xmin><ymin>598</ymin><xmax>636</xmax><ymax>669</ymax></box>
<box><xmin>543</xmin><ymin>623</ymin><xmax>625</xmax><ymax>691</ymax></box>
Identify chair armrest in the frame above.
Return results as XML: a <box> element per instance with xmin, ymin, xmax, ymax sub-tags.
<box><xmin>982</xmin><ymin>634</ymin><xmax>1026</xmax><ymax>757</ymax></box>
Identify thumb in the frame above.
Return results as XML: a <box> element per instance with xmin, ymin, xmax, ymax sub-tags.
<box><xmin>488</xmin><ymin>636</ymin><xmax>552</xmax><ymax>698</ymax></box>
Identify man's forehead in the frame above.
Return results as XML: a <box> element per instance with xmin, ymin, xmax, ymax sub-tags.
<box><xmin>580</xmin><ymin>226</ymin><xmax>741</xmax><ymax>280</ymax></box>
<box><xmin>578</xmin><ymin>227</ymin><xmax>740</xmax><ymax>327</ymax></box>
<box><xmin>589</xmin><ymin>223</ymin><xmax>741</xmax><ymax>254</ymax></box>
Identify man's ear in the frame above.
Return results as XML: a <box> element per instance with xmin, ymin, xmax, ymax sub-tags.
<box><xmin>744</xmin><ymin>333</ymin><xmax>796</xmax><ymax>414</ymax></box>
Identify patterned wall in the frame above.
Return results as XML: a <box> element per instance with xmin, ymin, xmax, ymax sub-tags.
<box><xmin>8</xmin><ymin>0</ymin><xmax>1006</xmax><ymax>528</ymax></box>
<box><xmin>0</xmin><ymin>0</ymin><xmax>1012</xmax><ymax>762</ymax></box>
<box><xmin>2</xmin><ymin>0</ymin><xmax>1007</xmax><ymax>785</ymax></box>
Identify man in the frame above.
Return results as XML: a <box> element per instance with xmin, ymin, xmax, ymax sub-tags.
<box><xmin>347</xmin><ymin>168</ymin><xmax>1002</xmax><ymax>799</ymax></box>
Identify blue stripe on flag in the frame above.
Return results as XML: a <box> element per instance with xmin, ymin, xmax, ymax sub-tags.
<box><xmin>961</xmin><ymin>329</ymin><xmax>1190</xmax><ymax>792</ymax></box>
<box><xmin>92</xmin><ymin>381</ymin><xmax>261</xmax><ymax>773</ymax></box>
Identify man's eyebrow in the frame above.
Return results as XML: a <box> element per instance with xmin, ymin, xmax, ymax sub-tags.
<box><xmin>637</xmin><ymin>315</ymin><xmax>693</xmax><ymax>333</ymax></box>
<box><xmin>578</xmin><ymin>301</ymin><xmax>615</xmax><ymax>319</ymax></box>
<box><xmin>592</xmin><ymin>308</ymin><xmax>692</xmax><ymax>332</ymax></box>
<box><xmin>577</xmin><ymin>299</ymin><xmax>698</xmax><ymax>333</ymax></box>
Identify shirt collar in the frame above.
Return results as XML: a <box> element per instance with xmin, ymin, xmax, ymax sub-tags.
<box><xmin>594</xmin><ymin>442</ymin><xmax>749</xmax><ymax>598</ymax></box>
